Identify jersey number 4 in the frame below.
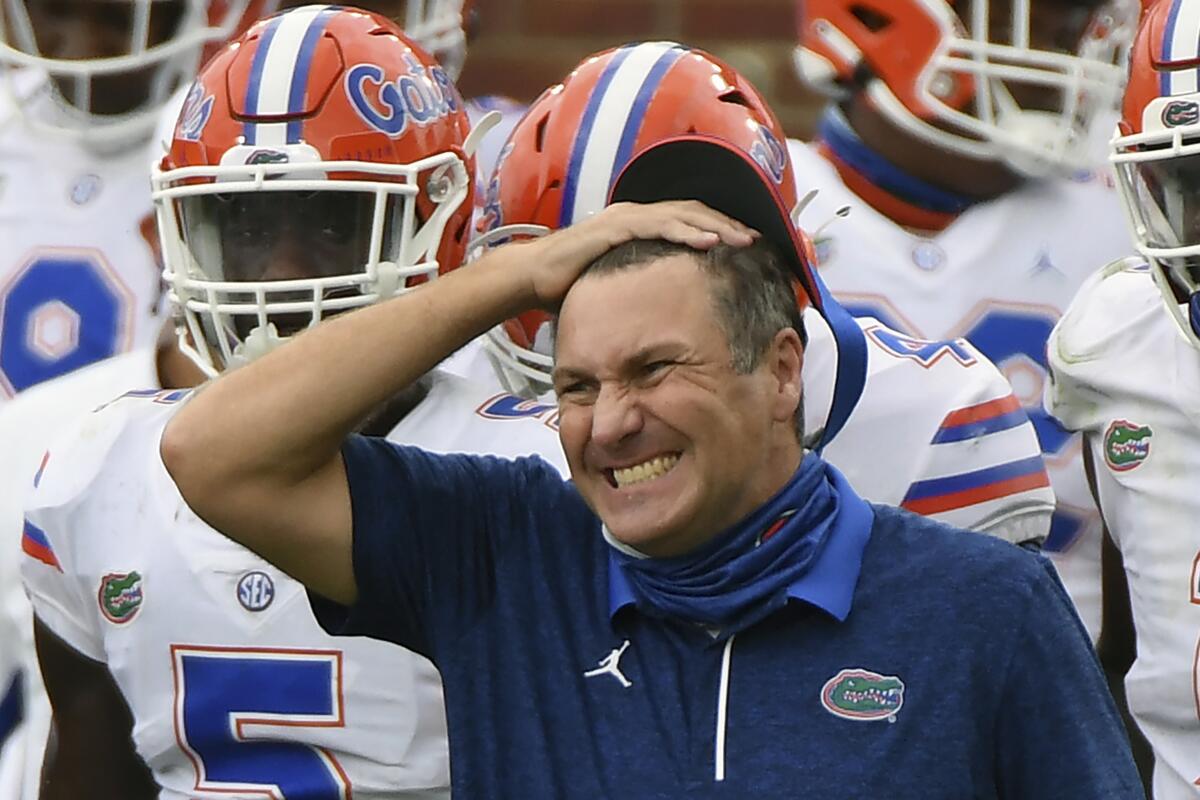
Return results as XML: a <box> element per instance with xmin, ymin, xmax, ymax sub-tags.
<box><xmin>172</xmin><ymin>645</ymin><xmax>351</xmax><ymax>799</ymax></box>
<box><xmin>0</xmin><ymin>251</ymin><xmax>133</xmax><ymax>396</ymax></box>
<box><xmin>845</xmin><ymin>299</ymin><xmax>1084</xmax><ymax>551</ymax></box>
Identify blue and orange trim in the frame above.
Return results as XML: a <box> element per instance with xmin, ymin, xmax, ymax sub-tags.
<box><xmin>931</xmin><ymin>394</ymin><xmax>1028</xmax><ymax>444</ymax></box>
<box><xmin>900</xmin><ymin>455</ymin><xmax>1050</xmax><ymax>516</ymax></box>
<box><xmin>21</xmin><ymin>518</ymin><xmax>61</xmax><ymax>572</ymax></box>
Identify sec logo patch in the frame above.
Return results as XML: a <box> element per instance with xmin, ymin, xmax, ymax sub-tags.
<box><xmin>237</xmin><ymin>571</ymin><xmax>275</xmax><ymax>612</ymax></box>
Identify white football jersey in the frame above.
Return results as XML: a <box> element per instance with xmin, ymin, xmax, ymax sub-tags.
<box><xmin>0</xmin><ymin>71</ymin><xmax>162</xmax><ymax>404</ymax></box>
<box><xmin>805</xmin><ymin>312</ymin><xmax>1053</xmax><ymax>541</ymax></box>
<box><xmin>0</xmin><ymin>348</ymin><xmax>157</xmax><ymax>800</ymax></box>
<box><xmin>20</xmin><ymin>368</ymin><xmax>568</xmax><ymax>799</ymax></box>
<box><xmin>790</xmin><ymin>138</ymin><xmax>1132</xmax><ymax>638</ymax></box>
<box><xmin>1047</xmin><ymin>259</ymin><xmax>1200</xmax><ymax>800</ymax></box>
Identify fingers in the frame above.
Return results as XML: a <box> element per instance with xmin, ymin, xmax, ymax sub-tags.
<box><xmin>608</xmin><ymin>201</ymin><xmax>758</xmax><ymax>249</ymax></box>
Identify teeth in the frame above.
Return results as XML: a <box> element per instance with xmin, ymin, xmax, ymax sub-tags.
<box><xmin>612</xmin><ymin>454</ymin><xmax>679</xmax><ymax>487</ymax></box>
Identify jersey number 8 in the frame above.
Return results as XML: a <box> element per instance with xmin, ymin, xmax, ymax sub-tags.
<box><xmin>0</xmin><ymin>250</ymin><xmax>133</xmax><ymax>396</ymax></box>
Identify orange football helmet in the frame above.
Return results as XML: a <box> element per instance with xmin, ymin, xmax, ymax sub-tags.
<box><xmin>1111</xmin><ymin>0</ymin><xmax>1200</xmax><ymax>350</ymax></box>
<box><xmin>794</xmin><ymin>0</ymin><xmax>1138</xmax><ymax>176</ymax></box>
<box><xmin>153</xmin><ymin>4</ymin><xmax>475</xmax><ymax>374</ymax></box>
<box><xmin>477</xmin><ymin>41</ymin><xmax>799</xmax><ymax>397</ymax></box>
<box><xmin>0</xmin><ymin>0</ymin><xmax>260</xmax><ymax>143</ymax></box>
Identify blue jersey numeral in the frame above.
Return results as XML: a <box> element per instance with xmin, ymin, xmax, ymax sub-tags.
<box><xmin>172</xmin><ymin>646</ymin><xmax>350</xmax><ymax>798</ymax></box>
<box><xmin>0</xmin><ymin>252</ymin><xmax>131</xmax><ymax>395</ymax></box>
<box><xmin>476</xmin><ymin>393</ymin><xmax>559</xmax><ymax>430</ymax></box>
<box><xmin>844</xmin><ymin>298</ymin><xmax>1085</xmax><ymax>548</ymax></box>
<box><xmin>865</xmin><ymin>326</ymin><xmax>977</xmax><ymax>368</ymax></box>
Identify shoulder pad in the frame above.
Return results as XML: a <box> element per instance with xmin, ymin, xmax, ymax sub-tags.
<box><xmin>25</xmin><ymin>388</ymin><xmax>188</xmax><ymax>513</ymax></box>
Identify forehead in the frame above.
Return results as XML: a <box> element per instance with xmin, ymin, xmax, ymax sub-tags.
<box><xmin>555</xmin><ymin>253</ymin><xmax>726</xmax><ymax>368</ymax></box>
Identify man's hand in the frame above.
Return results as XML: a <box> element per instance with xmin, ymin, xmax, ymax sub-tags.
<box><xmin>519</xmin><ymin>201</ymin><xmax>757</xmax><ymax>308</ymax></box>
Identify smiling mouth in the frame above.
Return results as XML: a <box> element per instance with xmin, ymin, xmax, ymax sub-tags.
<box><xmin>606</xmin><ymin>453</ymin><xmax>681</xmax><ymax>488</ymax></box>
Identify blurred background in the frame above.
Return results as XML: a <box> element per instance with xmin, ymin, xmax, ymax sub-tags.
<box><xmin>457</xmin><ymin>0</ymin><xmax>826</xmax><ymax>138</ymax></box>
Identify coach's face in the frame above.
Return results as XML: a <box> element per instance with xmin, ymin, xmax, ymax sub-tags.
<box><xmin>553</xmin><ymin>252</ymin><xmax>804</xmax><ymax>558</ymax></box>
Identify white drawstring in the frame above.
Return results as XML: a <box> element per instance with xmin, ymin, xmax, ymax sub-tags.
<box><xmin>714</xmin><ymin>634</ymin><xmax>735</xmax><ymax>781</ymax></box>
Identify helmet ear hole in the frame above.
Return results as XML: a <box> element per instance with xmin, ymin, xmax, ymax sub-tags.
<box><xmin>718</xmin><ymin>90</ymin><xmax>751</xmax><ymax>108</ymax></box>
<box><xmin>848</xmin><ymin>4</ymin><xmax>892</xmax><ymax>33</ymax></box>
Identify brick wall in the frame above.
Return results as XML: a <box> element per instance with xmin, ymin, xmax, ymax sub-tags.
<box><xmin>455</xmin><ymin>0</ymin><xmax>828</xmax><ymax>140</ymax></box>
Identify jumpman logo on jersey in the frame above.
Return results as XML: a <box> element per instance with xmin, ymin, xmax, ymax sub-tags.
<box><xmin>583</xmin><ymin>640</ymin><xmax>632</xmax><ymax>688</ymax></box>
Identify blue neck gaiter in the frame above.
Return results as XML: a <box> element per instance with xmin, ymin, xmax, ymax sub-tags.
<box><xmin>609</xmin><ymin>453</ymin><xmax>848</xmax><ymax>634</ymax></box>
<box><xmin>819</xmin><ymin>108</ymin><xmax>978</xmax><ymax>215</ymax></box>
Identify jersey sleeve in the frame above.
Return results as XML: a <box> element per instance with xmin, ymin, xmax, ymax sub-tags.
<box><xmin>1045</xmin><ymin>258</ymin><xmax>1153</xmax><ymax>438</ymax></box>
<box><xmin>18</xmin><ymin>397</ymin><xmax>155</xmax><ymax>663</ymax></box>
<box><xmin>308</xmin><ymin>435</ymin><xmax>568</xmax><ymax>660</ymax></box>
<box><xmin>993</xmin><ymin>558</ymin><xmax>1143</xmax><ymax>798</ymax></box>
<box><xmin>896</xmin><ymin>338</ymin><xmax>1054</xmax><ymax>543</ymax></box>
<box><xmin>20</xmin><ymin>460</ymin><xmax>106</xmax><ymax>662</ymax></box>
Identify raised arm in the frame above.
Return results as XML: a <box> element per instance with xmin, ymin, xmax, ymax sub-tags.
<box><xmin>160</xmin><ymin>202</ymin><xmax>755</xmax><ymax>605</ymax></box>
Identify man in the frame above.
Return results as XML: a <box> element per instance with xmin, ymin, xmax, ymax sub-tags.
<box><xmin>791</xmin><ymin>0</ymin><xmax>1140</xmax><ymax>639</ymax></box>
<box><xmin>0</xmin><ymin>0</ymin><xmax>257</xmax><ymax>791</ymax></box>
<box><xmin>159</xmin><ymin>132</ymin><xmax>1142</xmax><ymax>797</ymax></box>
<box><xmin>478</xmin><ymin>41</ymin><xmax>1055</xmax><ymax>542</ymax></box>
<box><xmin>16</xmin><ymin>7</ymin><xmax>562</xmax><ymax>797</ymax></box>
<box><xmin>1047</xmin><ymin>0</ymin><xmax>1200</xmax><ymax>795</ymax></box>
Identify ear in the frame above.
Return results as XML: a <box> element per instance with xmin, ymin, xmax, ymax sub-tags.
<box><xmin>766</xmin><ymin>327</ymin><xmax>804</xmax><ymax>426</ymax></box>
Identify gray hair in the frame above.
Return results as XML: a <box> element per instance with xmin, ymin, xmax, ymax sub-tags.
<box><xmin>574</xmin><ymin>237</ymin><xmax>807</xmax><ymax>439</ymax></box>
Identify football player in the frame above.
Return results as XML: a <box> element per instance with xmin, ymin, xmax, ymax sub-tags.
<box><xmin>477</xmin><ymin>41</ymin><xmax>1056</xmax><ymax>543</ymax></box>
<box><xmin>790</xmin><ymin>0</ymin><xmax>1140</xmax><ymax>639</ymax></box>
<box><xmin>16</xmin><ymin>6</ymin><xmax>566</xmax><ymax>798</ymax></box>
<box><xmin>0</xmin><ymin>0</ymin><xmax>258</xmax><ymax>400</ymax></box>
<box><xmin>1047</xmin><ymin>0</ymin><xmax>1200</xmax><ymax>795</ymax></box>
<box><xmin>0</xmin><ymin>0</ymin><xmax>259</xmax><ymax>792</ymax></box>
<box><xmin>0</xmin><ymin>1</ymin><xmax>498</xmax><ymax>795</ymax></box>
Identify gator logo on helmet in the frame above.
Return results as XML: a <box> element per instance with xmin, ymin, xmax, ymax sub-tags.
<box><xmin>477</xmin><ymin>140</ymin><xmax>514</xmax><ymax>236</ymax></box>
<box><xmin>1103</xmin><ymin>419</ymin><xmax>1152</xmax><ymax>471</ymax></box>
<box><xmin>1161</xmin><ymin>100</ymin><xmax>1200</xmax><ymax>128</ymax></box>
<box><xmin>177</xmin><ymin>82</ymin><xmax>215</xmax><ymax>143</ymax></box>
<box><xmin>99</xmin><ymin>571</ymin><xmax>144</xmax><ymax>624</ymax></box>
<box><xmin>821</xmin><ymin>668</ymin><xmax>904</xmax><ymax>722</ymax></box>
<box><xmin>749</xmin><ymin>124</ymin><xmax>786</xmax><ymax>185</ymax></box>
<box><xmin>246</xmin><ymin>150</ymin><xmax>290</xmax><ymax>165</ymax></box>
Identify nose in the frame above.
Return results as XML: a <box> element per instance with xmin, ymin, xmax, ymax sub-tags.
<box><xmin>259</xmin><ymin>234</ymin><xmax>318</xmax><ymax>282</ymax></box>
<box><xmin>589</xmin><ymin>383</ymin><xmax>643</xmax><ymax>449</ymax></box>
<box><xmin>47</xmin><ymin>10</ymin><xmax>129</xmax><ymax>60</ymax></box>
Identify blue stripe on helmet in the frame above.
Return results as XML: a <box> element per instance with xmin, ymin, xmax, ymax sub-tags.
<box><xmin>610</xmin><ymin>46</ymin><xmax>686</xmax><ymax>194</ymax></box>
<box><xmin>243</xmin><ymin>14</ymin><xmax>285</xmax><ymax>145</ymax></box>
<box><xmin>1163</xmin><ymin>0</ymin><xmax>1185</xmax><ymax>96</ymax></box>
<box><xmin>285</xmin><ymin>8</ymin><xmax>336</xmax><ymax>144</ymax></box>
<box><xmin>558</xmin><ymin>46</ymin><xmax>635</xmax><ymax>229</ymax></box>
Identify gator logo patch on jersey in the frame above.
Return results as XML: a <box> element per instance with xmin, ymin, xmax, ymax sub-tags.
<box><xmin>99</xmin><ymin>572</ymin><xmax>144</xmax><ymax>624</ymax></box>
<box><xmin>821</xmin><ymin>668</ymin><xmax>904</xmax><ymax>722</ymax></box>
<box><xmin>1103</xmin><ymin>420</ymin><xmax>1152</xmax><ymax>471</ymax></box>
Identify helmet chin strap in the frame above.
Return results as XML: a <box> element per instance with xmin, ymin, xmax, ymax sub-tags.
<box><xmin>227</xmin><ymin>322</ymin><xmax>286</xmax><ymax>371</ymax></box>
<box><xmin>463</xmin><ymin>109</ymin><xmax>502</xmax><ymax>158</ymax></box>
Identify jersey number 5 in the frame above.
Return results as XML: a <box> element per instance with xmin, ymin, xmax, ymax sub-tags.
<box><xmin>172</xmin><ymin>645</ymin><xmax>350</xmax><ymax>798</ymax></box>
